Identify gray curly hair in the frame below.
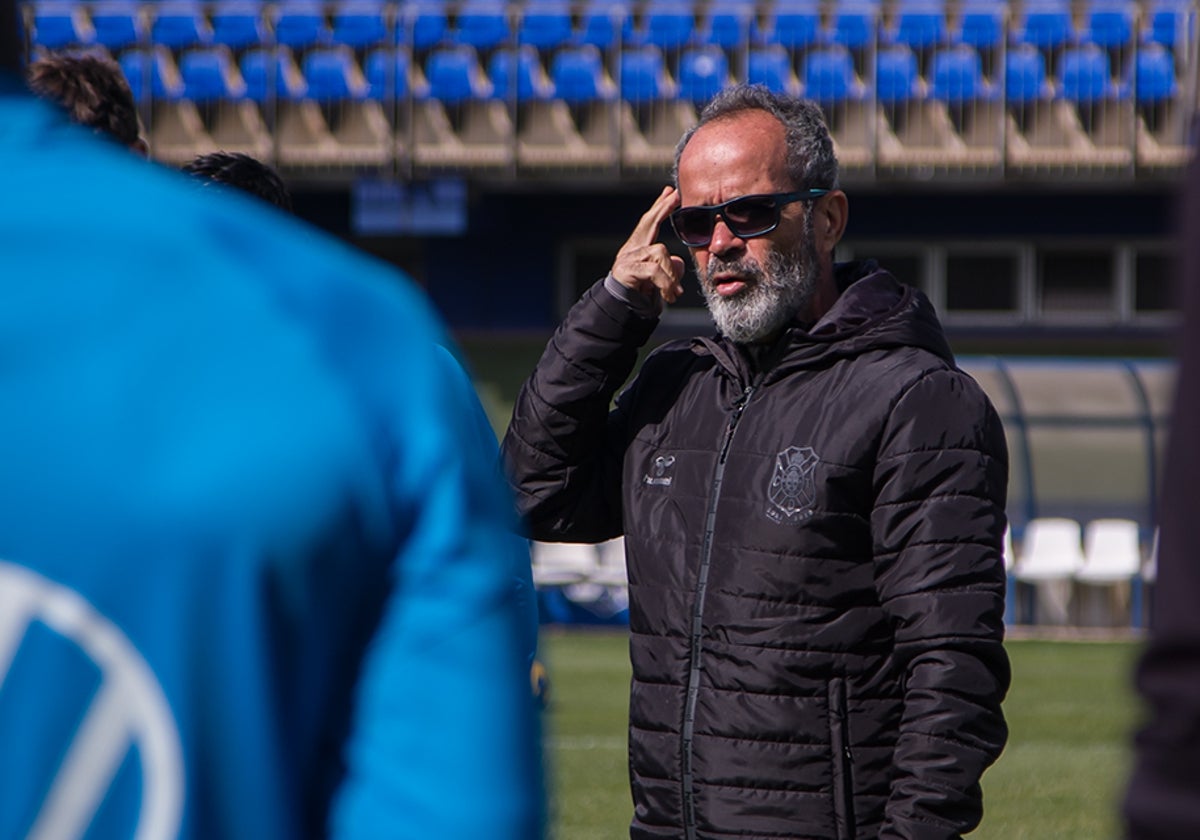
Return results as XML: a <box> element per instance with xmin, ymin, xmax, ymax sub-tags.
<box><xmin>672</xmin><ymin>85</ymin><xmax>840</xmax><ymax>192</ymax></box>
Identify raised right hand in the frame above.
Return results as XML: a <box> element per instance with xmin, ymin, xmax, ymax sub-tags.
<box><xmin>611</xmin><ymin>186</ymin><xmax>686</xmax><ymax>304</ymax></box>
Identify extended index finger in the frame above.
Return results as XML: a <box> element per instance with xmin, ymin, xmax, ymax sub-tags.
<box><xmin>627</xmin><ymin>186</ymin><xmax>681</xmax><ymax>248</ymax></box>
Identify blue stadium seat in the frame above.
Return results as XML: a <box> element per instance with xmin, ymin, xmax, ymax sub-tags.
<box><xmin>930</xmin><ymin>43</ymin><xmax>992</xmax><ymax>102</ymax></box>
<box><xmin>1059</xmin><ymin>43</ymin><xmax>1122</xmax><ymax>101</ymax></box>
<box><xmin>303</xmin><ymin>47</ymin><xmax>367</xmax><ymax>99</ymax></box>
<box><xmin>32</xmin><ymin>2</ymin><xmax>90</xmax><ymax>49</ymax></box>
<box><xmin>703</xmin><ymin>0</ymin><xmax>754</xmax><ymax>49</ymax></box>
<box><xmin>1145</xmin><ymin>0</ymin><xmax>1193</xmax><ymax>48</ymax></box>
<box><xmin>210</xmin><ymin>1</ymin><xmax>265</xmax><ymax>51</ymax></box>
<box><xmin>630</xmin><ymin>0</ymin><xmax>696</xmax><ymax>50</ymax></box>
<box><xmin>179</xmin><ymin>46</ymin><xmax>245</xmax><ymax>101</ymax></box>
<box><xmin>888</xmin><ymin>0</ymin><xmax>947</xmax><ymax>51</ymax></box>
<box><xmin>620</xmin><ymin>46</ymin><xmax>675</xmax><ymax>103</ymax></box>
<box><xmin>365</xmin><ymin>46</ymin><xmax>416</xmax><ymax>98</ymax></box>
<box><xmin>803</xmin><ymin>45</ymin><xmax>860</xmax><ymax>101</ymax></box>
<box><xmin>331</xmin><ymin>1</ymin><xmax>392</xmax><ymax>49</ymax></box>
<box><xmin>1133</xmin><ymin>41</ymin><xmax>1178</xmax><ymax>102</ymax></box>
<box><xmin>551</xmin><ymin>45</ymin><xmax>614</xmax><ymax>102</ymax></box>
<box><xmin>1083</xmin><ymin>0</ymin><xmax>1136</xmax><ymax>48</ymax></box>
<box><xmin>875</xmin><ymin>44</ymin><xmax>920</xmax><ymax>102</ymax></box>
<box><xmin>517</xmin><ymin>0</ymin><xmax>574</xmax><ymax>50</ymax></box>
<box><xmin>272</xmin><ymin>1</ymin><xmax>329</xmax><ymax>50</ymax></box>
<box><xmin>677</xmin><ymin>46</ymin><xmax>728</xmax><ymax>103</ymax></box>
<box><xmin>409</xmin><ymin>2</ymin><xmax>449</xmax><ymax>51</ymax></box>
<box><xmin>747</xmin><ymin>44</ymin><xmax>799</xmax><ymax>94</ymax></box>
<box><xmin>425</xmin><ymin>45</ymin><xmax>492</xmax><ymax>103</ymax></box>
<box><xmin>956</xmin><ymin>0</ymin><xmax>1004</xmax><ymax>50</ymax></box>
<box><xmin>120</xmin><ymin>47</ymin><xmax>183</xmax><ymax>100</ymax></box>
<box><xmin>1013</xmin><ymin>0</ymin><xmax>1074</xmax><ymax>49</ymax></box>
<box><xmin>455</xmin><ymin>0</ymin><xmax>511</xmax><ymax>51</ymax></box>
<box><xmin>152</xmin><ymin>3</ymin><xmax>213</xmax><ymax>50</ymax></box>
<box><xmin>241</xmin><ymin>46</ymin><xmax>309</xmax><ymax>101</ymax></box>
<box><xmin>91</xmin><ymin>1</ymin><xmax>146</xmax><ymax>51</ymax></box>
<box><xmin>759</xmin><ymin>1</ymin><xmax>822</xmax><ymax>49</ymax></box>
<box><xmin>829</xmin><ymin>1</ymin><xmax>880</xmax><ymax>50</ymax></box>
<box><xmin>488</xmin><ymin>44</ymin><xmax>554</xmax><ymax>100</ymax></box>
<box><xmin>1004</xmin><ymin>42</ymin><xmax>1051</xmax><ymax>104</ymax></box>
<box><xmin>577</xmin><ymin>0</ymin><xmax>626</xmax><ymax>49</ymax></box>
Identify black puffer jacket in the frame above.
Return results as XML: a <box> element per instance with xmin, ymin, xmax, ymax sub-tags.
<box><xmin>503</xmin><ymin>263</ymin><xmax>1010</xmax><ymax>840</ymax></box>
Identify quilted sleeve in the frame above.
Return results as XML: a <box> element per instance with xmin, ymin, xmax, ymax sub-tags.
<box><xmin>501</xmin><ymin>279</ymin><xmax>659</xmax><ymax>543</ymax></box>
<box><xmin>872</xmin><ymin>367</ymin><xmax>1011</xmax><ymax>840</ymax></box>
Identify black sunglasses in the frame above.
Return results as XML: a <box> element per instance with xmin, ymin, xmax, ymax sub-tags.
<box><xmin>669</xmin><ymin>189</ymin><xmax>830</xmax><ymax>247</ymax></box>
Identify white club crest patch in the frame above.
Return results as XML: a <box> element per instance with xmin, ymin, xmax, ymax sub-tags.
<box><xmin>766</xmin><ymin>446</ymin><xmax>819</xmax><ymax>523</ymax></box>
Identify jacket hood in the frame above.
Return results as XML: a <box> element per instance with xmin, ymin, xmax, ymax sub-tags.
<box><xmin>694</xmin><ymin>260</ymin><xmax>955</xmax><ymax>381</ymax></box>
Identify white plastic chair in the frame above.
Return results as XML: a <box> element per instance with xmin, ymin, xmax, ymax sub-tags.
<box><xmin>1075</xmin><ymin>518</ymin><xmax>1143</xmax><ymax>627</ymax></box>
<box><xmin>530</xmin><ymin>541</ymin><xmax>597</xmax><ymax>588</ymax></box>
<box><xmin>1143</xmin><ymin>527</ymin><xmax>1159</xmax><ymax>585</ymax></box>
<box><xmin>1003</xmin><ymin>524</ymin><xmax>1018</xmax><ymax>625</ymax></box>
<box><xmin>1014</xmin><ymin>517</ymin><xmax>1086</xmax><ymax>625</ymax></box>
<box><xmin>591</xmin><ymin>537</ymin><xmax>628</xmax><ymax>588</ymax></box>
<box><xmin>1077</xmin><ymin>518</ymin><xmax>1142</xmax><ymax>584</ymax></box>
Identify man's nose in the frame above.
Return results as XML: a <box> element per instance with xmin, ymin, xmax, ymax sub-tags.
<box><xmin>708</xmin><ymin>217</ymin><xmax>745</xmax><ymax>256</ymax></box>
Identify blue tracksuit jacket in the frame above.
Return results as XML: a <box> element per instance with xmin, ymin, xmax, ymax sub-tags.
<box><xmin>0</xmin><ymin>75</ymin><xmax>543</xmax><ymax>840</ymax></box>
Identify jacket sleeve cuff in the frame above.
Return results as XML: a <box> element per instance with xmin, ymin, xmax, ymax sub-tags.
<box><xmin>603</xmin><ymin>273</ymin><xmax>664</xmax><ymax>318</ymax></box>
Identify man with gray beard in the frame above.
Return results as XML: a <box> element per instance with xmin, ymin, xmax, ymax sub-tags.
<box><xmin>503</xmin><ymin>84</ymin><xmax>1010</xmax><ymax>840</ymax></box>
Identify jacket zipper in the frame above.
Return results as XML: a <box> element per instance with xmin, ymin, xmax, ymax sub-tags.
<box><xmin>829</xmin><ymin>677</ymin><xmax>856</xmax><ymax>840</ymax></box>
<box><xmin>681</xmin><ymin>383</ymin><xmax>755</xmax><ymax>840</ymax></box>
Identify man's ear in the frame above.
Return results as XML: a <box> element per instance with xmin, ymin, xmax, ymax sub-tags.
<box><xmin>815</xmin><ymin>190</ymin><xmax>849</xmax><ymax>254</ymax></box>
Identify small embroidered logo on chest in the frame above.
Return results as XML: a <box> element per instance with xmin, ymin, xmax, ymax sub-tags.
<box><xmin>643</xmin><ymin>454</ymin><xmax>676</xmax><ymax>487</ymax></box>
<box><xmin>766</xmin><ymin>446</ymin><xmax>819</xmax><ymax>523</ymax></box>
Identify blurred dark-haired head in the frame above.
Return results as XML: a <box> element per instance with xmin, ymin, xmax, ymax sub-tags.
<box><xmin>27</xmin><ymin>52</ymin><xmax>147</xmax><ymax>154</ymax></box>
<box><xmin>183</xmin><ymin>151</ymin><xmax>294</xmax><ymax>213</ymax></box>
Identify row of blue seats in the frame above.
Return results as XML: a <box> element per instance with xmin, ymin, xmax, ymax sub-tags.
<box><xmin>116</xmin><ymin>38</ymin><xmax>1180</xmax><ymax>107</ymax></box>
<box><xmin>29</xmin><ymin>0</ymin><xmax>1195</xmax><ymax>54</ymax></box>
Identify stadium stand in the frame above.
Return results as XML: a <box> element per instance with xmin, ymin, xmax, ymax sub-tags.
<box><xmin>702</xmin><ymin>0</ymin><xmax>755</xmax><ymax>51</ymax></box>
<box><xmin>31</xmin><ymin>1</ymin><xmax>92</xmax><ymax>48</ymax></box>
<box><xmin>178</xmin><ymin>44</ymin><xmax>272</xmax><ymax>160</ymax></box>
<box><xmin>618</xmin><ymin>44</ymin><xmax>691</xmax><ymax>168</ymax></box>
<box><xmin>416</xmin><ymin>43</ymin><xmax>515</xmax><ymax>169</ymax></box>
<box><xmin>331</xmin><ymin>0</ymin><xmax>392</xmax><ymax>49</ymax></box>
<box><xmin>625</xmin><ymin>0</ymin><xmax>695</xmax><ymax>51</ymax></box>
<box><xmin>803</xmin><ymin>44</ymin><xmax>874</xmax><ymax>171</ymax></box>
<box><xmin>517</xmin><ymin>0</ymin><xmax>572</xmax><ymax>50</ymax></box>
<box><xmin>747</xmin><ymin>43</ymin><xmax>801</xmax><ymax>94</ymax></box>
<box><xmin>89</xmin><ymin>0</ymin><xmax>145</xmax><ymax>52</ymax></box>
<box><xmin>454</xmin><ymin>0</ymin><xmax>511</xmax><ymax>52</ymax></box>
<box><xmin>209</xmin><ymin>0</ymin><xmax>265</xmax><ymax>51</ymax></box>
<box><xmin>17</xmin><ymin>0</ymin><xmax>1195</xmax><ymax>180</ymax></box>
<box><xmin>758</xmin><ymin>0</ymin><xmax>822</xmax><ymax>51</ymax></box>
<box><xmin>151</xmin><ymin>1</ymin><xmax>212</xmax><ymax>50</ymax></box>
<box><xmin>677</xmin><ymin>44</ymin><xmax>729</xmax><ymax>105</ymax></box>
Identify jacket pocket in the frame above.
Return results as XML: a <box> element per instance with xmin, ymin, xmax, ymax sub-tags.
<box><xmin>828</xmin><ymin>677</ymin><xmax>856</xmax><ymax>840</ymax></box>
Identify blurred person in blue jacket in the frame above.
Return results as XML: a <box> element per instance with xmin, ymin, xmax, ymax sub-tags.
<box><xmin>179</xmin><ymin>155</ymin><xmax>546</xmax><ymax>695</ymax></box>
<box><xmin>0</xmin><ymin>11</ymin><xmax>543</xmax><ymax>839</ymax></box>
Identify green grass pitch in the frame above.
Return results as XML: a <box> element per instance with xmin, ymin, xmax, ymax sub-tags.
<box><xmin>542</xmin><ymin>630</ymin><xmax>1143</xmax><ymax>840</ymax></box>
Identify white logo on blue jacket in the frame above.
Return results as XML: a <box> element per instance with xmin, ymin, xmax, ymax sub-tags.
<box><xmin>0</xmin><ymin>562</ymin><xmax>184</xmax><ymax>840</ymax></box>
